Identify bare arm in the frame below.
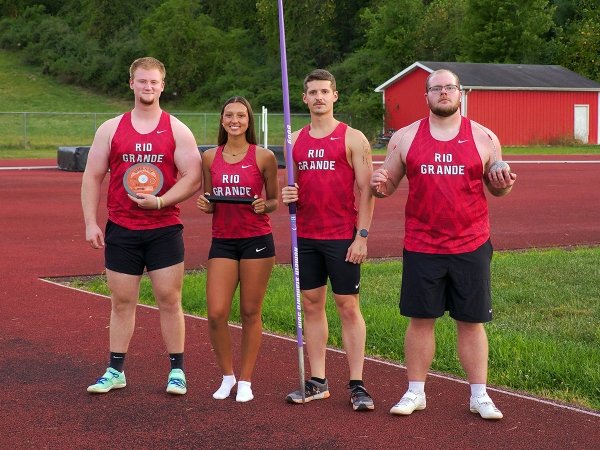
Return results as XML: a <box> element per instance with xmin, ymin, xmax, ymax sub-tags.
<box><xmin>472</xmin><ymin>122</ymin><xmax>517</xmax><ymax>197</ymax></box>
<box><xmin>126</xmin><ymin>117</ymin><xmax>202</xmax><ymax>210</ymax></box>
<box><xmin>161</xmin><ymin>116</ymin><xmax>202</xmax><ymax>206</ymax></box>
<box><xmin>81</xmin><ymin>117</ymin><xmax>118</xmax><ymax>249</ymax></box>
<box><xmin>370</xmin><ymin>124</ymin><xmax>415</xmax><ymax>198</ymax></box>
<box><xmin>346</xmin><ymin>127</ymin><xmax>374</xmax><ymax>264</ymax></box>
<box><xmin>196</xmin><ymin>148</ymin><xmax>216</xmax><ymax>214</ymax></box>
<box><xmin>253</xmin><ymin>147</ymin><xmax>279</xmax><ymax>214</ymax></box>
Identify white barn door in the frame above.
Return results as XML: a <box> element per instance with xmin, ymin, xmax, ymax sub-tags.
<box><xmin>574</xmin><ymin>105</ymin><xmax>589</xmax><ymax>143</ymax></box>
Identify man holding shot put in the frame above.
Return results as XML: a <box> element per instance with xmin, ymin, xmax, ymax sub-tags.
<box><xmin>370</xmin><ymin>69</ymin><xmax>516</xmax><ymax>419</ymax></box>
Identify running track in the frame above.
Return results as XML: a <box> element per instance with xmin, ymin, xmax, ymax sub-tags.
<box><xmin>0</xmin><ymin>156</ymin><xmax>599</xmax><ymax>449</ymax></box>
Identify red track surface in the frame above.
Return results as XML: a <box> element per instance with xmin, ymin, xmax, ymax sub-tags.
<box><xmin>1</xmin><ymin>156</ymin><xmax>599</xmax><ymax>449</ymax></box>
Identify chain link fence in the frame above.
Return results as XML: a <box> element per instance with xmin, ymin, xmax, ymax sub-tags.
<box><xmin>0</xmin><ymin>111</ymin><xmax>351</xmax><ymax>150</ymax></box>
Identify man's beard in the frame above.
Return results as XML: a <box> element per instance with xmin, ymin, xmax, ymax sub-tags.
<box><xmin>139</xmin><ymin>95</ymin><xmax>156</xmax><ymax>106</ymax></box>
<box><xmin>430</xmin><ymin>101</ymin><xmax>459</xmax><ymax>117</ymax></box>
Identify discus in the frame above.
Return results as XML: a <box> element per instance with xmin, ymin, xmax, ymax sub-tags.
<box><xmin>123</xmin><ymin>163</ymin><xmax>164</xmax><ymax>197</ymax></box>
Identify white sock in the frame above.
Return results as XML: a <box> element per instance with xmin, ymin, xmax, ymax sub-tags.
<box><xmin>236</xmin><ymin>381</ymin><xmax>254</xmax><ymax>403</ymax></box>
<box><xmin>408</xmin><ymin>381</ymin><xmax>425</xmax><ymax>395</ymax></box>
<box><xmin>213</xmin><ymin>375</ymin><xmax>236</xmax><ymax>400</ymax></box>
<box><xmin>470</xmin><ymin>383</ymin><xmax>487</xmax><ymax>398</ymax></box>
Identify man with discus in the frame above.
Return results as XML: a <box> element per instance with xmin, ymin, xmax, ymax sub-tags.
<box><xmin>370</xmin><ymin>69</ymin><xmax>516</xmax><ymax>419</ymax></box>
<box><xmin>81</xmin><ymin>57</ymin><xmax>201</xmax><ymax>395</ymax></box>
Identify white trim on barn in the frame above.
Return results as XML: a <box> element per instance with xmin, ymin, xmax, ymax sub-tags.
<box><xmin>457</xmin><ymin>86</ymin><xmax>600</xmax><ymax>92</ymax></box>
<box><xmin>461</xmin><ymin>88</ymin><xmax>468</xmax><ymax>116</ymax></box>
<box><xmin>375</xmin><ymin>62</ymin><xmax>600</xmax><ymax>93</ymax></box>
<box><xmin>374</xmin><ymin>62</ymin><xmax>433</xmax><ymax>92</ymax></box>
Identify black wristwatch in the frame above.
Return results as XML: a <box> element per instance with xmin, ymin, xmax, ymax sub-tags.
<box><xmin>358</xmin><ymin>228</ymin><xmax>369</xmax><ymax>238</ymax></box>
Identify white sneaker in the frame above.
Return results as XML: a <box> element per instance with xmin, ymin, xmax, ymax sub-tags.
<box><xmin>389</xmin><ymin>390</ymin><xmax>426</xmax><ymax>415</ymax></box>
<box><xmin>470</xmin><ymin>394</ymin><xmax>503</xmax><ymax>419</ymax></box>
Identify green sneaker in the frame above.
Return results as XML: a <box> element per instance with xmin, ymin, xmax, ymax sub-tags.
<box><xmin>166</xmin><ymin>369</ymin><xmax>187</xmax><ymax>395</ymax></box>
<box><xmin>87</xmin><ymin>368</ymin><xmax>126</xmax><ymax>394</ymax></box>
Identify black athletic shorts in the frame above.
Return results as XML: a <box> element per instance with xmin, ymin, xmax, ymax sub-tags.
<box><xmin>298</xmin><ymin>237</ymin><xmax>360</xmax><ymax>295</ymax></box>
<box><xmin>104</xmin><ymin>220</ymin><xmax>184</xmax><ymax>276</ymax></box>
<box><xmin>209</xmin><ymin>233</ymin><xmax>275</xmax><ymax>260</ymax></box>
<box><xmin>400</xmin><ymin>239</ymin><xmax>493</xmax><ymax>323</ymax></box>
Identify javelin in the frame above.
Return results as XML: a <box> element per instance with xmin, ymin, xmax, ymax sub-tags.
<box><xmin>277</xmin><ymin>0</ymin><xmax>305</xmax><ymax>403</ymax></box>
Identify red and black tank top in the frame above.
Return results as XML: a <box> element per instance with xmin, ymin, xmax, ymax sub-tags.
<box><xmin>210</xmin><ymin>144</ymin><xmax>272</xmax><ymax>238</ymax></box>
<box><xmin>107</xmin><ymin>111</ymin><xmax>181</xmax><ymax>230</ymax></box>
<box><xmin>404</xmin><ymin>117</ymin><xmax>489</xmax><ymax>253</ymax></box>
<box><xmin>293</xmin><ymin>122</ymin><xmax>357</xmax><ymax>239</ymax></box>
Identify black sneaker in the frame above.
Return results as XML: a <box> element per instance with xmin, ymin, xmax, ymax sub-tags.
<box><xmin>286</xmin><ymin>379</ymin><xmax>330</xmax><ymax>404</ymax></box>
<box><xmin>349</xmin><ymin>384</ymin><xmax>375</xmax><ymax>411</ymax></box>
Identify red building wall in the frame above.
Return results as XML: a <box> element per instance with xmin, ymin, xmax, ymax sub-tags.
<box><xmin>383</xmin><ymin>68</ymin><xmax>599</xmax><ymax>145</ymax></box>
<box><xmin>466</xmin><ymin>90</ymin><xmax>599</xmax><ymax>145</ymax></box>
<box><xmin>383</xmin><ymin>69</ymin><xmax>430</xmax><ymax>132</ymax></box>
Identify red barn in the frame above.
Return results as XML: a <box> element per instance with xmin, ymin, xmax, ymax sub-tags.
<box><xmin>374</xmin><ymin>62</ymin><xmax>600</xmax><ymax>145</ymax></box>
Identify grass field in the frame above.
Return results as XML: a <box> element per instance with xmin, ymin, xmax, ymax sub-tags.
<box><xmin>67</xmin><ymin>246</ymin><xmax>600</xmax><ymax>412</ymax></box>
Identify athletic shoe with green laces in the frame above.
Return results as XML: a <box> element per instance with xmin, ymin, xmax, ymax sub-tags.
<box><xmin>349</xmin><ymin>384</ymin><xmax>375</xmax><ymax>411</ymax></box>
<box><xmin>87</xmin><ymin>368</ymin><xmax>126</xmax><ymax>394</ymax></box>
<box><xmin>166</xmin><ymin>368</ymin><xmax>187</xmax><ymax>395</ymax></box>
<box><xmin>286</xmin><ymin>379</ymin><xmax>330</xmax><ymax>404</ymax></box>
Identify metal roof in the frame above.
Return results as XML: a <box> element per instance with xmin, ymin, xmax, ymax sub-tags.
<box><xmin>374</xmin><ymin>61</ymin><xmax>600</xmax><ymax>92</ymax></box>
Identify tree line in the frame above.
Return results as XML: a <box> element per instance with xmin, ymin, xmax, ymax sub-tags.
<box><xmin>0</xmin><ymin>0</ymin><xmax>598</xmax><ymax>139</ymax></box>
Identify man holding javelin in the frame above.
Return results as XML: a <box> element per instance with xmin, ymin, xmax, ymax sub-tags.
<box><xmin>282</xmin><ymin>69</ymin><xmax>375</xmax><ymax>411</ymax></box>
<box><xmin>371</xmin><ymin>69</ymin><xmax>516</xmax><ymax>419</ymax></box>
<box><xmin>81</xmin><ymin>57</ymin><xmax>201</xmax><ymax>395</ymax></box>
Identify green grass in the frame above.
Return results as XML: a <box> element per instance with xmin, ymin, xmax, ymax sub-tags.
<box><xmin>67</xmin><ymin>246</ymin><xmax>600</xmax><ymax>411</ymax></box>
<box><xmin>0</xmin><ymin>52</ymin><xmax>129</xmax><ymax>113</ymax></box>
<box><xmin>503</xmin><ymin>146</ymin><xmax>600</xmax><ymax>155</ymax></box>
<box><xmin>0</xmin><ymin>50</ymin><xmax>127</xmax><ymax>151</ymax></box>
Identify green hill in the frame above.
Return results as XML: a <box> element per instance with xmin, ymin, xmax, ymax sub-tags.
<box><xmin>0</xmin><ymin>50</ymin><xmax>292</xmax><ymax>156</ymax></box>
<box><xmin>0</xmin><ymin>50</ymin><xmax>220</xmax><ymax>156</ymax></box>
<box><xmin>0</xmin><ymin>50</ymin><xmax>129</xmax><ymax>156</ymax></box>
<box><xmin>0</xmin><ymin>50</ymin><xmax>130</xmax><ymax>113</ymax></box>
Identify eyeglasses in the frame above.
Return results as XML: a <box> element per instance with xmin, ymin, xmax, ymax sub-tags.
<box><xmin>428</xmin><ymin>85</ymin><xmax>460</xmax><ymax>93</ymax></box>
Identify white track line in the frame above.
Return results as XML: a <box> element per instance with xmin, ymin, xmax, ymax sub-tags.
<box><xmin>40</xmin><ymin>277</ymin><xmax>600</xmax><ymax>418</ymax></box>
<box><xmin>0</xmin><ymin>165</ymin><xmax>57</xmax><ymax>170</ymax></box>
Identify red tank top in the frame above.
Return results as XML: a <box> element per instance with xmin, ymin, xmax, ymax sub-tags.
<box><xmin>210</xmin><ymin>144</ymin><xmax>272</xmax><ymax>238</ymax></box>
<box><xmin>107</xmin><ymin>111</ymin><xmax>181</xmax><ymax>230</ymax></box>
<box><xmin>404</xmin><ymin>117</ymin><xmax>489</xmax><ymax>254</ymax></box>
<box><xmin>293</xmin><ymin>122</ymin><xmax>357</xmax><ymax>239</ymax></box>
